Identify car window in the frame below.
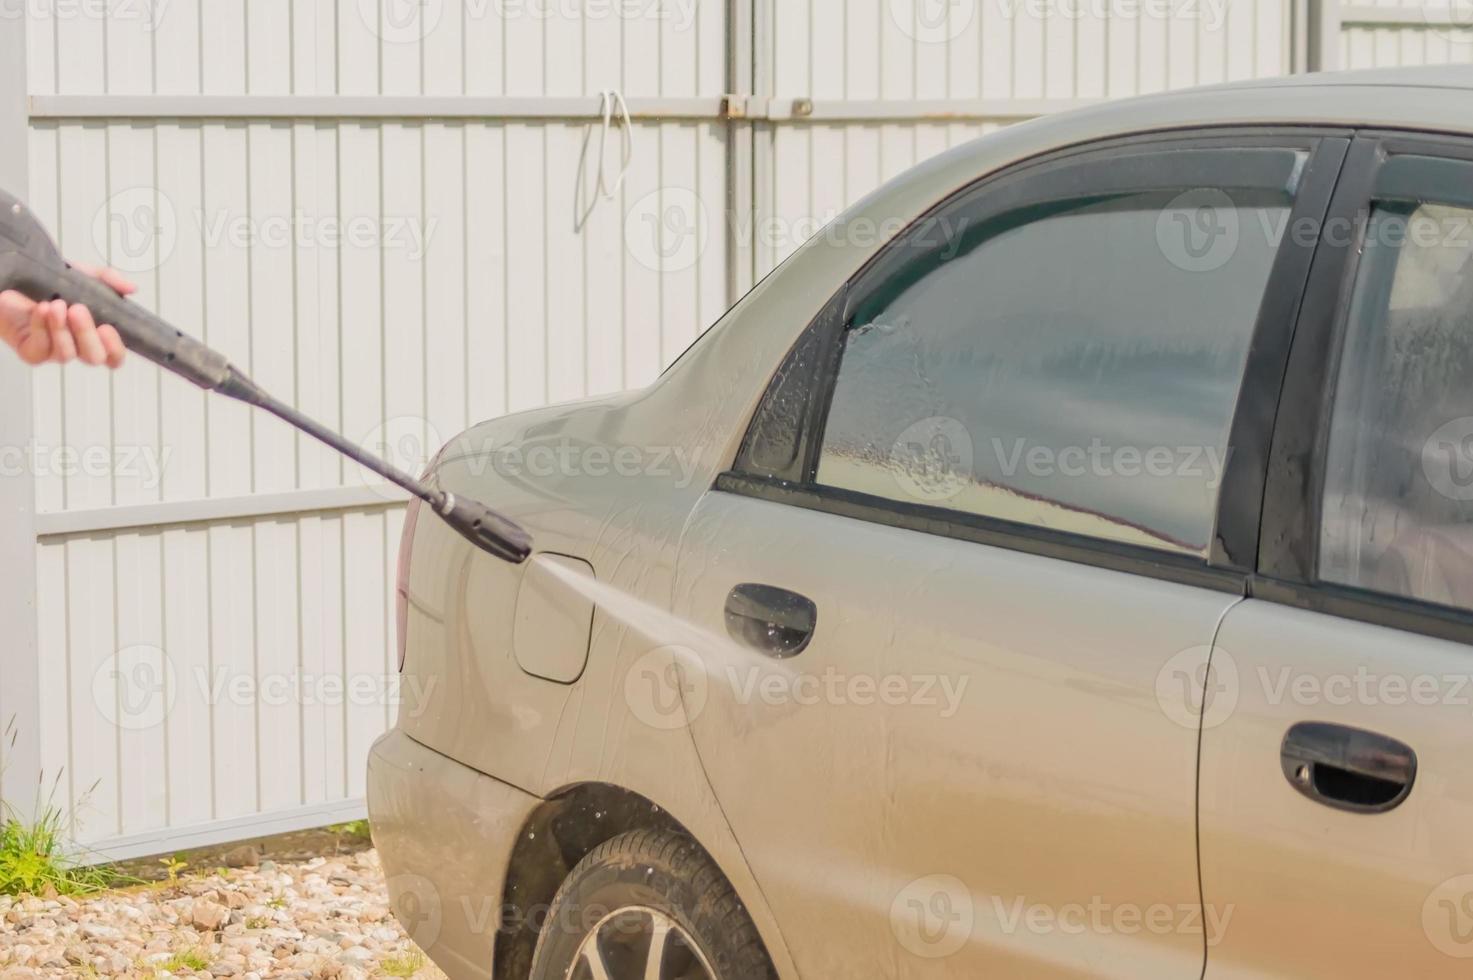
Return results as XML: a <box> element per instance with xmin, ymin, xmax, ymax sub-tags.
<box><xmin>815</xmin><ymin>177</ymin><xmax>1300</xmax><ymax>557</ymax></box>
<box><xmin>1319</xmin><ymin>200</ymin><xmax>1473</xmax><ymax>609</ymax></box>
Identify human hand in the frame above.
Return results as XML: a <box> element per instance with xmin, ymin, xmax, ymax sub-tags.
<box><xmin>0</xmin><ymin>263</ymin><xmax>133</xmax><ymax>368</ymax></box>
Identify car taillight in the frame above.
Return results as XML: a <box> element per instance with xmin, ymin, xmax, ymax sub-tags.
<box><xmin>395</xmin><ymin>495</ymin><xmax>423</xmax><ymax>672</ymax></box>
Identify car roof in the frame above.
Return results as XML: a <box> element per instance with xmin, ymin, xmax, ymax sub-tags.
<box><xmin>842</xmin><ymin>67</ymin><xmax>1473</xmax><ymax>251</ymax></box>
<box><xmin>1209</xmin><ymin>63</ymin><xmax>1473</xmax><ymax>95</ymax></box>
<box><xmin>1058</xmin><ymin>64</ymin><xmax>1473</xmax><ymax>133</ymax></box>
<box><xmin>1002</xmin><ymin>64</ymin><xmax>1473</xmax><ymax>155</ymax></box>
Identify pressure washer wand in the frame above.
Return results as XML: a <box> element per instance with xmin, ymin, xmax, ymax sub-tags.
<box><xmin>0</xmin><ymin>190</ymin><xmax>532</xmax><ymax>565</ymax></box>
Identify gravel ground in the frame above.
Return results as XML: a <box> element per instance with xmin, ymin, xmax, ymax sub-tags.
<box><xmin>0</xmin><ymin>849</ymin><xmax>446</xmax><ymax>979</ymax></box>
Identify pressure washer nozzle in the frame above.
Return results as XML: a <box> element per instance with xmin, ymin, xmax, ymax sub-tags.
<box><xmin>435</xmin><ymin>492</ymin><xmax>534</xmax><ymax>565</ymax></box>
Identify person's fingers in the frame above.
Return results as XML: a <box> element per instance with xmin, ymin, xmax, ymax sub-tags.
<box><xmin>2</xmin><ymin>274</ymin><xmax>134</xmax><ymax>369</ymax></box>
<box><xmin>0</xmin><ymin>290</ymin><xmax>32</xmax><ymax>353</ymax></box>
<box><xmin>15</xmin><ymin>300</ymin><xmax>52</xmax><ymax>365</ymax></box>
<box><xmin>100</xmin><ymin>268</ymin><xmax>137</xmax><ymax>296</ymax></box>
<box><xmin>97</xmin><ymin>323</ymin><xmax>126</xmax><ymax>369</ymax></box>
<box><xmin>67</xmin><ymin>302</ymin><xmax>107</xmax><ymax>365</ymax></box>
<box><xmin>70</xmin><ymin>262</ymin><xmax>136</xmax><ymax>296</ymax></box>
<box><xmin>0</xmin><ymin>289</ymin><xmax>33</xmax><ymax>323</ymax></box>
<box><xmin>46</xmin><ymin>299</ymin><xmax>75</xmax><ymax>364</ymax></box>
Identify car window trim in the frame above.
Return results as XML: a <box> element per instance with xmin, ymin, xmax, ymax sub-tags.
<box><xmin>716</xmin><ymin>471</ymin><xmax>1248</xmax><ymax>594</ymax></box>
<box><xmin>1252</xmin><ymin>576</ymin><xmax>1473</xmax><ymax>647</ymax></box>
<box><xmin>841</xmin><ymin>145</ymin><xmax>1314</xmax><ymax>330</ymax></box>
<box><xmin>1212</xmin><ymin>136</ymin><xmax>1349</xmax><ymax>570</ymax></box>
<box><xmin>1257</xmin><ymin>132</ymin><xmax>1473</xmax><ymax>646</ymax></box>
<box><xmin>729</xmin><ymin>287</ymin><xmax>848</xmax><ymax>484</ymax></box>
<box><xmin>726</xmin><ymin>126</ymin><xmax>1350</xmax><ymax>595</ymax></box>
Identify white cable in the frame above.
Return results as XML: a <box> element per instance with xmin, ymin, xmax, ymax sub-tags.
<box><xmin>594</xmin><ymin>89</ymin><xmax>635</xmax><ymax>201</ymax></box>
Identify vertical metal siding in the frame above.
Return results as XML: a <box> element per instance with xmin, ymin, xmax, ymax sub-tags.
<box><xmin>1340</xmin><ymin>2</ymin><xmax>1473</xmax><ymax>68</ymax></box>
<box><xmin>22</xmin><ymin>1</ymin><xmax>728</xmax><ymax>855</ymax></box>
<box><xmin>758</xmin><ymin>0</ymin><xmax>1293</xmax><ymax>272</ymax></box>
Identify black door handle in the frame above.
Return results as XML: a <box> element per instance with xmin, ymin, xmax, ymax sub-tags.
<box><xmin>1280</xmin><ymin>722</ymin><xmax>1417</xmax><ymax>814</ymax></box>
<box><xmin>724</xmin><ymin>584</ymin><xmax>817</xmax><ymax>659</ymax></box>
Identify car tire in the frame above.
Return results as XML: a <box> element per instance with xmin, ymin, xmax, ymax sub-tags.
<box><xmin>528</xmin><ymin>829</ymin><xmax>776</xmax><ymax>980</ymax></box>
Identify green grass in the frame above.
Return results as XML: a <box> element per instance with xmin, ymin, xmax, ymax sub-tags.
<box><xmin>158</xmin><ymin>948</ymin><xmax>211</xmax><ymax>972</ymax></box>
<box><xmin>0</xmin><ymin>721</ymin><xmax>122</xmax><ymax>897</ymax></box>
<box><xmin>329</xmin><ymin>819</ymin><xmax>372</xmax><ymax>844</ymax></box>
<box><xmin>379</xmin><ymin>949</ymin><xmax>427</xmax><ymax>978</ymax></box>
<box><xmin>0</xmin><ymin>796</ymin><xmax>117</xmax><ymax>897</ymax></box>
<box><xmin>135</xmin><ymin>947</ymin><xmax>212</xmax><ymax>979</ymax></box>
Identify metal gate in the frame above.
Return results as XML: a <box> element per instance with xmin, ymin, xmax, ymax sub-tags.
<box><xmin>0</xmin><ymin>0</ymin><xmax>1427</xmax><ymax>860</ymax></box>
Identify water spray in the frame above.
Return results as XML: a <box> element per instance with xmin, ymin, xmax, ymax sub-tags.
<box><xmin>0</xmin><ymin>189</ymin><xmax>532</xmax><ymax>565</ymax></box>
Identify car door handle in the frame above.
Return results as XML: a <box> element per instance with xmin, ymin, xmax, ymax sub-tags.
<box><xmin>1280</xmin><ymin>722</ymin><xmax>1417</xmax><ymax>814</ymax></box>
<box><xmin>723</xmin><ymin>583</ymin><xmax>817</xmax><ymax>659</ymax></box>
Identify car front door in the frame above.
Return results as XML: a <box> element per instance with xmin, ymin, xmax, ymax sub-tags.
<box><xmin>669</xmin><ymin>132</ymin><xmax>1347</xmax><ymax>977</ymax></box>
<box><xmin>1200</xmin><ymin>136</ymin><xmax>1473</xmax><ymax>978</ymax></box>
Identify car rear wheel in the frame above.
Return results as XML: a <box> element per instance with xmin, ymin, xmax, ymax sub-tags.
<box><xmin>528</xmin><ymin>829</ymin><xmax>776</xmax><ymax>980</ymax></box>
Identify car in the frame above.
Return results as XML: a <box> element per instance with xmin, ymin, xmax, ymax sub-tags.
<box><xmin>367</xmin><ymin>64</ymin><xmax>1473</xmax><ymax>980</ymax></box>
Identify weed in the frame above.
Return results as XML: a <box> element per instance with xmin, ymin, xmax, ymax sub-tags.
<box><xmin>379</xmin><ymin>948</ymin><xmax>427</xmax><ymax>977</ymax></box>
<box><xmin>158</xmin><ymin>854</ymin><xmax>189</xmax><ymax>883</ymax></box>
<box><xmin>0</xmin><ymin>777</ymin><xmax>117</xmax><ymax>896</ymax></box>
<box><xmin>0</xmin><ymin>720</ymin><xmax>123</xmax><ymax>897</ymax></box>
<box><xmin>158</xmin><ymin>947</ymin><xmax>211</xmax><ymax>972</ymax></box>
<box><xmin>329</xmin><ymin>819</ymin><xmax>372</xmax><ymax>844</ymax></box>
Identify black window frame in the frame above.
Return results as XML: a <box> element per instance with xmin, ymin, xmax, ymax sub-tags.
<box><xmin>718</xmin><ymin>126</ymin><xmax>1352</xmax><ymax>595</ymax></box>
<box><xmin>1257</xmin><ymin>132</ymin><xmax>1473</xmax><ymax>645</ymax></box>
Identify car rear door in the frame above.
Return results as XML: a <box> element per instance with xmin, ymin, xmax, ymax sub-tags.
<box><xmin>668</xmin><ymin>132</ymin><xmax>1347</xmax><ymax>977</ymax></box>
<box><xmin>1200</xmin><ymin>136</ymin><xmax>1473</xmax><ymax>977</ymax></box>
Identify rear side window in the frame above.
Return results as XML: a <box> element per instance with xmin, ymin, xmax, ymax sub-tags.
<box><xmin>817</xmin><ymin>166</ymin><xmax>1302</xmax><ymax>556</ymax></box>
<box><xmin>1319</xmin><ymin>192</ymin><xmax>1473</xmax><ymax>609</ymax></box>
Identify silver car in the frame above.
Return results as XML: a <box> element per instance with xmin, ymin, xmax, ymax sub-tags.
<box><xmin>368</xmin><ymin>65</ymin><xmax>1473</xmax><ymax>979</ymax></box>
